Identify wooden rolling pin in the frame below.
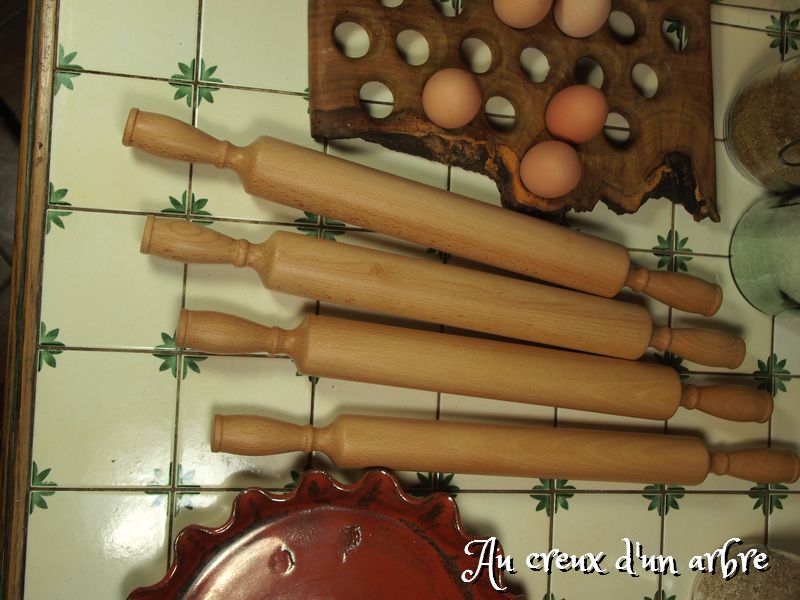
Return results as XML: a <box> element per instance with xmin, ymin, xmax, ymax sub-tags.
<box><xmin>212</xmin><ymin>414</ymin><xmax>800</xmax><ymax>485</ymax></box>
<box><xmin>180</xmin><ymin>309</ymin><xmax>771</xmax><ymax>423</ymax></box>
<box><xmin>123</xmin><ymin>108</ymin><xmax>722</xmax><ymax>317</ymax></box>
<box><xmin>142</xmin><ymin>217</ymin><xmax>744</xmax><ymax>367</ymax></box>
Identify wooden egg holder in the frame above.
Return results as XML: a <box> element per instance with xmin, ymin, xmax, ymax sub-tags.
<box><xmin>308</xmin><ymin>0</ymin><xmax>718</xmax><ymax>221</ymax></box>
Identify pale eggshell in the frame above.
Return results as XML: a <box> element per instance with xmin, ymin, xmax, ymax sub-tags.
<box><xmin>492</xmin><ymin>0</ymin><xmax>553</xmax><ymax>29</ymax></box>
<box><xmin>519</xmin><ymin>141</ymin><xmax>582</xmax><ymax>198</ymax></box>
<box><xmin>422</xmin><ymin>68</ymin><xmax>482</xmax><ymax>129</ymax></box>
<box><xmin>554</xmin><ymin>0</ymin><xmax>611</xmax><ymax>38</ymax></box>
<box><xmin>545</xmin><ymin>85</ymin><xmax>609</xmax><ymax>144</ymax></box>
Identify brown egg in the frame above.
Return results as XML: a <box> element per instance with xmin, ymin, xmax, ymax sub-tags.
<box><xmin>519</xmin><ymin>141</ymin><xmax>582</xmax><ymax>198</ymax></box>
<box><xmin>492</xmin><ymin>0</ymin><xmax>553</xmax><ymax>29</ymax></box>
<box><xmin>422</xmin><ymin>68</ymin><xmax>482</xmax><ymax>129</ymax></box>
<box><xmin>545</xmin><ymin>85</ymin><xmax>609</xmax><ymax>144</ymax></box>
<box><xmin>554</xmin><ymin>0</ymin><xmax>611</xmax><ymax>38</ymax></box>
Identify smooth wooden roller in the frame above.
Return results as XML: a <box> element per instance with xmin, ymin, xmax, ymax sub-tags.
<box><xmin>142</xmin><ymin>216</ymin><xmax>745</xmax><ymax>367</ymax></box>
<box><xmin>180</xmin><ymin>309</ymin><xmax>772</xmax><ymax>423</ymax></box>
<box><xmin>123</xmin><ymin>108</ymin><xmax>723</xmax><ymax>317</ymax></box>
<box><xmin>211</xmin><ymin>414</ymin><xmax>800</xmax><ymax>485</ymax></box>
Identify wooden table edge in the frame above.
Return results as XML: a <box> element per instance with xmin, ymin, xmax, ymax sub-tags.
<box><xmin>1</xmin><ymin>1</ymin><xmax>57</xmax><ymax>597</ymax></box>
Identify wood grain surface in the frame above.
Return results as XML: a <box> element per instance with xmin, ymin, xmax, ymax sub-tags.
<box><xmin>308</xmin><ymin>0</ymin><xmax>717</xmax><ymax>220</ymax></box>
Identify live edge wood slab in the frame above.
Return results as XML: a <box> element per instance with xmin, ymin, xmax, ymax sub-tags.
<box><xmin>308</xmin><ymin>0</ymin><xmax>717</xmax><ymax>221</ymax></box>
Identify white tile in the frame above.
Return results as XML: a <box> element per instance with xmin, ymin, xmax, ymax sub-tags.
<box><xmin>40</xmin><ymin>212</ymin><xmax>184</xmax><ymax>349</ymax></box>
<box><xmin>201</xmin><ymin>0</ymin><xmax>308</xmax><ymax>93</ymax></box>
<box><xmin>456</xmin><ymin>493</ymin><xmax>551</xmax><ymax>599</ymax></box>
<box><xmin>662</xmin><ymin>494</ymin><xmax>766</xmax><ymax>600</ymax></box>
<box><xmin>25</xmin><ymin>492</ymin><xmax>169</xmax><ymax>598</ymax></box>
<box><xmin>57</xmin><ymin>0</ymin><xmax>199</xmax><ymax>78</ymax></box>
<box><xmin>50</xmin><ymin>73</ymin><xmax>192</xmax><ymax>213</ymax></box>
<box><xmin>551</xmin><ymin>494</ymin><xmax>661</xmax><ymax>600</ymax></box>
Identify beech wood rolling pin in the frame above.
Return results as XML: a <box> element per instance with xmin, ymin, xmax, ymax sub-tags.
<box><xmin>212</xmin><ymin>414</ymin><xmax>800</xmax><ymax>485</ymax></box>
<box><xmin>180</xmin><ymin>309</ymin><xmax>772</xmax><ymax>423</ymax></box>
<box><xmin>142</xmin><ymin>217</ymin><xmax>744</xmax><ymax>367</ymax></box>
<box><xmin>123</xmin><ymin>108</ymin><xmax>722</xmax><ymax>317</ymax></box>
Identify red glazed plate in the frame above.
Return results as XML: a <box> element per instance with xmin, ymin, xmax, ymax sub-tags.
<box><xmin>129</xmin><ymin>469</ymin><xmax>520</xmax><ymax>599</ymax></box>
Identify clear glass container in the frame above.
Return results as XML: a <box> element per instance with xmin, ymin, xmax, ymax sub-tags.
<box><xmin>691</xmin><ymin>544</ymin><xmax>800</xmax><ymax>600</ymax></box>
<box><xmin>730</xmin><ymin>194</ymin><xmax>800</xmax><ymax>315</ymax></box>
<box><xmin>725</xmin><ymin>57</ymin><xmax>800</xmax><ymax>191</ymax></box>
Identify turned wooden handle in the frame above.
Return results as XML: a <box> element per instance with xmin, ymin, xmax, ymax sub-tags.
<box><xmin>711</xmin><ymin>449</ymin><xmax>800</xmax><ymax>484</ymax></box>
<box><xmin>177</xmin><ymin>309</ymin><xmax>287</xmax><ymax>355</ymax></box>
<box><xmin>626</xmin><ymin>266</ymin><xmax>723</xmax><ymax>317</ymax></box>
<box><xmin>212</xmin><ymin>414</ymin><xmax>800</xmax><ymax>485</ymax></box>
<box><xmin>123</xmin><ymin>109</ymin><xmax>722</xmax><ymax>316</ymax></box>
<box><xmin>183</xmin><ymin>310</ymin><xmax>771</xmax><ymax>423</ymax></box>
<box><xmin>140</xmin><ymin>215</ymin><xmax>252</xmax><ymax>266</ymax></box>
<box><xmin>650</xmin><ymin>327</ymin><xmax>746</xmax><ymax>369</ymax></box>
<box><xmin>680</xmin><ymin>385</ymin><xmax>773</xmax><ymax>423</ymax></box>
<box><xmin>123</xmin><ymin>108</ymin><xmax>232</xmax><ymax>166</ymax></box>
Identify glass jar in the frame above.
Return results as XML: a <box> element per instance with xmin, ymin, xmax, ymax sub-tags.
<box><xmin>730</xmin><ymin>194</ymin><xmax>800</xmax><ymax>315</ymax></box>
<box><xmin>725</xmin><ymin>57</ymin><xmax>800</xmax><ymax>191</ymax></box>
<box><xmin>691</xmin><ymin>544</ymin><xmax>800</xmax><ymax>600</ymax></box>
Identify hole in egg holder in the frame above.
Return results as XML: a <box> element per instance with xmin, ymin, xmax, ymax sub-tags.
<box><xmin>484</xmin><ymin>95</ymin><xmax>517</xmax><ymax>132</ymax></box>
<box><xmin>434</xmin><ymin>0</ymin><xmax>467</xmax><ymax>18</ymax></box>
<box><xmin>396</xmin><ymin>29</ymin><xmax>431</xmax><ymax>66</ymax></box>
<box><xmin>519</xmin><ymin>47</ymin><xmax>551</xmax><ymax>83</ymax></box>
<box><xmin>460</xmin><ymin>36</ymin><xmax>493</xmax><ymax>74</ymax></box>
<box><xmin>607</xmin><ymin>10</ymin><xmax>639</xmax><ymax>45</ymax></box>
<box><xmin>659</xmin><ymin>4</ymin><xmax>703</xmax><ymax>54</ymax></box>
<box><xmin>631</xmin><ymin>62</ymin><xmax>659</xmax><ymax>99</ymax></box>
<box><xmin>603</xmin><ymin>111</ymin><xmax>634</xmax><ymax>149</ymax></box>
<box><xmin>380</xmin><ymin>0</ymin><xmax>405</xmax><ymax>7</ymax></box>
<box><xmin>334</xmin><ymin>21</ymin><xmax>372</xmax><ymax>59</ymax></box>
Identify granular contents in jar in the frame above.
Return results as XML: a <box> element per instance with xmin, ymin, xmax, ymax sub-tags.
<box><xmin>726</xmin><ymin>60</ymin><xmax>800</xmax><ymax>191</ymax></box>
<box><xmin>692</xmin><ymin>547</ymin><xmax>800</xmax><ymax>600</ymax></box>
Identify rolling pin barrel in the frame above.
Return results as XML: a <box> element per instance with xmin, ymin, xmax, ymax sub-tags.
<box><xmin>143</xmin><ymin>217</ymin><xmax>745</xmax><ymax>367</ymax></box>
<box><xmin>180</xmin><ymin>310</ymin><xmax>772</xmax><ymax>423</ymax></box>
<box><xmin>212</xmin><ymin>414</ymin><xmax>800</xmax><ymax>485</ymax></box>
<box><xmin>123</xmin><ymin>108</ymin><xmax>723</xmax><ymax>316</ymax></box>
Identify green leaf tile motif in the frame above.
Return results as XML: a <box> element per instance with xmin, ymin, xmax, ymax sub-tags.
<box><xmin>294</xmin><ymin>212</ymin><xmax>346</xmax><ymax>241</ymax></box>
<box><xmin>753</xmin><ymin>353</ymin><xmax>791</xmax><ymax>396</ymax></box>
<box><xmin>303</xmin><ymin>87</ymin><xmax>310</xmax><ymax>113</ymax></box>
<box><xmin>161</xmin><ymin>192</ymin><xmax>187</xmax><ymax>215</ymax></box>
<box><xmin>655</xmin><ymin>353</ymin><xmax>689</xmax><ymax>379</ymax></box>
<box><xmin>38</xmin><ymin>322</ymin><xmax>65</xmax><ymax>371</ymax></box>
<box><xmin>29</xmin><ymin>462</ymin><xmax>57</xmax><ymax>514</ymax></box>
<box><xmin>153</xmin><ymin>333</ymin><xmax>207</xmax><ymax>379</ymax></box>
<box><xmin>530</xmin><ymin>479</ymin><xmax>576</xmax><ymax>516</ymax></box>
<box><xmin>176</xmin><ymin>493</ymin><xmax>199</xmax><ymax>515</ymax></box>
<box><xmin>170</xmin><ymin>58</ymin><xmax>223</xmax><ymax>106</ymax></box>
<box><xmin>767</xmin><ymin>15</ymin><xmax>783</xmax><ymax>51</ymax></box>
<box><xmin>788</xmin><ymin>17</ymin><xmax>800</xmax><ymax>52</ymax></box>
<box><xmin>652</xmin><ymin>230</ymin><xmax>692</xmax><ymax>272</ymax></box>
<box><xmin>283</xmin><ymin>470</ymin><xmax>302</xmax><ymax>490</ymax></box>
<box><xmin>642</xmin><ymin>484</ymin><xmax>685</xmax><ymax>516</ymax></box>
<box><xmin>645</xmin><ymin>591</ymin><xmax>676</xmax><ymax>600</ymax></box>
<box><xmin>748</xmin><ymin>482</ymin><xmax>789</xmax><ymax>515</ymax></box>
<box><xmin>46</xmin><ymin>183</ymin><xmax>73</xmax><ymax>234</ymax></box>
<box><xmin>54</xmin><ymin>44</ymin><xmax>83</xmax><ymax>95</ymax></box>
<box><xmin>294</xmin><ymin>211</ymin><xmax>320</xmax><ymax>236</ymax></box>
<box><xmin>407</xmin><ymin>472</ymin><xmax>463</xmax><ymax>497</ymax></box>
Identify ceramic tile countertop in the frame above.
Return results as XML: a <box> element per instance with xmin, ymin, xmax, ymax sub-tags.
<box><xmin>2</xmin><ymin>1</ymin><xmax>799</xmax><ymax>599</ymax></box>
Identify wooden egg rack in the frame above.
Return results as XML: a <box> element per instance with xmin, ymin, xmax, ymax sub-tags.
<box><xmin>308</xmin><ymin>0</ymin><xmax>717</xmax><ymax>221</ymax></box>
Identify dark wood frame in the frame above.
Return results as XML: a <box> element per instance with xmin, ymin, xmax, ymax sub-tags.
<box><xmin>1</xmin><ymin>1</ymin><xmax>57</xmax><ymax>597</ymax></box>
